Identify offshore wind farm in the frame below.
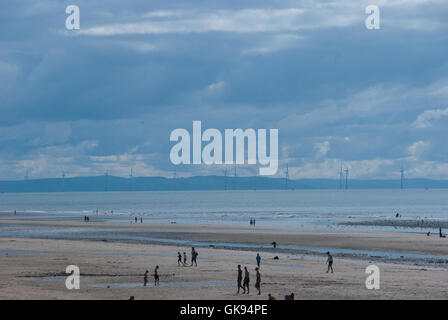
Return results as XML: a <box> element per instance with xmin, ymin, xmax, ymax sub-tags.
<box><xmin>1</xmin><ymin>173</ymin><xmax>447</xmax><ymax>193</ymax></box>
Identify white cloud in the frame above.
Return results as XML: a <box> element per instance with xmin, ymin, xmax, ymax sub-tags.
<box><xmin>79</xmin><ymin>9</ymin><xmax>306</xmax><ymax>36</ymax></box>
<box><xmin>287</xmin><ymin>158</ymin><xmax>396</xmax><ymax>179</ymax></box>
<box><xmin>76</xmin><ymin>7</ymin><xmax>365</xmax><ymax>37</ymax></box>
<box><xmin>278</xmin><ymin>84</ymin><xmax>403</xmax><ymax>130</ymax></box>
<box><xmin>117</xmin><ymin>41</ymin><xmax>158</xmax><ymax>53</ymax></box>
<box><xmin>242</xmin><ymin>34</ymin><xmax>303</xmax><ymax>55</ymax></box>
<box><xmin>6</xmin><ymin>140</ymin><xmax>98</xmax><ymax>179</ymax></box>
<box><xmin>206</xmin><ymin>80</ymin><xmax>225</xmax><ymax>93</ymax></box>
<box><xmin>412</xmin><ymin>107</ymin><xmax>448</xmax><ymax>129</ymax></box>
<box><xmin>278</xmin><ymin>79</ymin><xmax>448</xmax><ymax>131</ymax></box>
<box><xmin>407</xmin><ymin>140</ymin><xmax>430</xmax><ymax>160</ymax></box>
<box><xmin>75</xmin><ymin>0</ymin><xmax>448</xmax><ymax>37</ymax></box>
<box><xmin>314</xmin><ymin>140</ymin><xmax>330</xmax><ymax>157</ymax></box>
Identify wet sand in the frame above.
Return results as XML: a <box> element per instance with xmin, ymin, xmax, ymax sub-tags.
<box><xmin>1</xmin><ymin>220</ymin><xmax>448</xmax><ymax>260</ymax></box>
<box><xmin>0</xmin><ymin>220</ymin><xmax>447</xmax><ymax>299</ymax></box>
<box><xmin>340</xmin><ymin>219</ymin><xmax>448</xmax><ymax>229</ymax></box>
<box><xmin>0</xmin><ymin>236</ymin><xmax>447</xmax><ymax>300</ymax></box>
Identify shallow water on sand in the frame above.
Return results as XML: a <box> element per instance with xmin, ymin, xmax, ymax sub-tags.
<box><xmin>1</xmin><ymin>224</ymin><xmax>447</xmax><ymax>263</ymax></box>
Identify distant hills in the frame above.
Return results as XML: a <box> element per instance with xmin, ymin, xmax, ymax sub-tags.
<box><xmin>0</xmin><ymin>175</ymin><xmax>447</xmax><ymax>192</ymax></box>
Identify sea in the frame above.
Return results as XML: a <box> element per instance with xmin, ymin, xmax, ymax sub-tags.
<box><xmin>0</xmin><ymin>189</ymin><xmax>447</xmax><ymax>232</ymax></box>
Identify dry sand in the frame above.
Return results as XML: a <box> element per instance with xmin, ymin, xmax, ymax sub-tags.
<box><xmin>0</xmin><ymin>220</ymin><xmax>447</xmax><ymax>300</ymax></box>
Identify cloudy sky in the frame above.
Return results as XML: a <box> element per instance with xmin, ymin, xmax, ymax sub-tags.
<box><xmin>0</xmin><ymin>0</ymin><xmax>447</xmax><ymax>180</ymax></box>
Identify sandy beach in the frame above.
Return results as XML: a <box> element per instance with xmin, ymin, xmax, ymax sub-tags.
<box><xmin>0</xmin><ymin>219</ymin><xmax>447</xmax><ymax>300</ymax></box>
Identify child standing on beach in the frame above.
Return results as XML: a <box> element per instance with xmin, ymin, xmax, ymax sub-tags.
<box><xmin>183</xmin><ymin>252</ymin><xmax>187</xmax><ymax>266</ymax></box>
<box><xmin>326</xmin><ymin>252</ymin><xmax>334</xmax><ymax>273</ymax></box>
<box><xmin>256</xmin><ymin>253</ymin><xmax>261</xmax><ymax>268</ymax></box>
<box><xmin>143</xmin><ymin>270</ymin><xmax>149</xmax><ymax>286</ymax></box>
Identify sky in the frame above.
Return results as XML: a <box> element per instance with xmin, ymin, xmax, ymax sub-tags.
<box><xmin>0</xmin><ymin>0</ymin><xmax>447</xmax><ymax>180</ymax></box>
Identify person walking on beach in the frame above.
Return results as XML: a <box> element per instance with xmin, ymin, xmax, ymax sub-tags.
<box><xmin>154</xmin><ymin>266</ymin><xmax>160</xmax><ymax>286</ymax></box>
<box><xmin>191</xmin><ymin>247</ymin><xmax>198</xmax><ymax>267</ymax></box>
<box><xmin>183</xmin><ymin>252</ymin><xmax>187</xmax><ymax>266</ymax></box>
<box><xmin>177</xmin><ymin>252</ymin><xmax>183</xmax><ymax>266</ymax></box>
<box><xmin>143</xmin><ymin>270</ymin><xmax>149</xmax><ymax>286</ymax></box>
<box><xmin>237</xmin><ymin>265</ymin><xmax>245</xmax><ymax>294</ymax></box>
<box><xmin>326</xmin><ymin>252</ymin><xmax>334</xmax><ymax>273</ymax></box>
<box><xmin>255</xmin><ymin>267</ymin><xmax>261</xmax><ymax>295</ymax></box>
<box><xmin>140</xmin><ymin>217</ymin><xmax>143</xmax><ymax>223</ymax></box>
<box><xmin>243</xmin><ymin>267</ymin><xmax>250</xmax><ymax>294</ymax></box>
<box><xmin>256</xmin><ymin>253</ymin><xmax>261</xmax><ymax>268</ymax></box>
<box><xmin>135</xmin><ymin>217</ymin><xmax>137</xmax><ymax>223</ymax></box>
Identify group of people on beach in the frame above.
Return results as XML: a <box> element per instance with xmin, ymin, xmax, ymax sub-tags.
<box><xmin>237</xmin><ymin>263</ymin><xmax>261</xmax><ymax>295</ymax></box>
<box><xmin>176</xmin><ymin>247</ymin><xmax>198</xmax><ymax>267</ymax></box>
<box><xmin>144</xmin><ymin>266</ymin><xmax>160</xmax><ymax>287</ymax></box>
<box><xmin>143</xmin><ymin>248</ymin><xmax>199</xmax><ymax>287</ymax></box>
<box><xmin>141</xmin><ymin>246</ymin><xmax>335</xmax><ymax>300</ymax></box>
<box><xmin>132</xmin><ymin>217</ymin><xmax>143</xmax><ymax>223</ymax></box>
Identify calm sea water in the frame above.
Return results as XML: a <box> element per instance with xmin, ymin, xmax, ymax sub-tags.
<box><xmin>0</xmin><ymin>189</ymin><xmax>447</xmax><ymax>230</ymax></box>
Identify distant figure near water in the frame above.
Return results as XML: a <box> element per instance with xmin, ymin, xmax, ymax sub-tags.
<box><xmin>326</xmin><ymin>252</ymin><xmax>334</xmax><ymax>273</ymax></box>
<box><xmin>271</xmin><ymin>241</ymin><xmax>277</xmax><ymax>248</ymax></box>
<box><xmin>256</xmin><ymin>253</ymin><xmax>261</xmax><ymax>267</ymax></box>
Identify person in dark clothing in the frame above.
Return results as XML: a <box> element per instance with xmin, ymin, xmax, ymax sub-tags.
<box><xmin>243</xmin><ymin>267</ymin><xmax>250</xmax><ymax>294</ymax></box>
<box><xmin>154</xmin><ymin>266</ymin><xmax>160</xmax><ymax>286</ymax></box>
<box><xmin>143</xmin><ymin>270</ymin><xmax>149</xmax><ymax>286</ymax></box>
<box><xmin>191</xmin><ymin>247</ymin><xmax>198</xmax><ymax>266</ymax></box>
<box><xmin>326</xmin><ymin>251</ymin><xmax>334</xmax><ymax>273</ymax></box>
<box><xmin>255</xmin><ymin>267</ymin><xmax>261</xmax><ymax>295</ymax></box>
<box><xmin>237</xmin><ymin>265</ymin><xmax>244</xmax><ymax>294</ymax></box>
<box><xmin>177</xmin><ymin>252</ymin><xmax>183</xmax><ymax>266</ymax></box>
